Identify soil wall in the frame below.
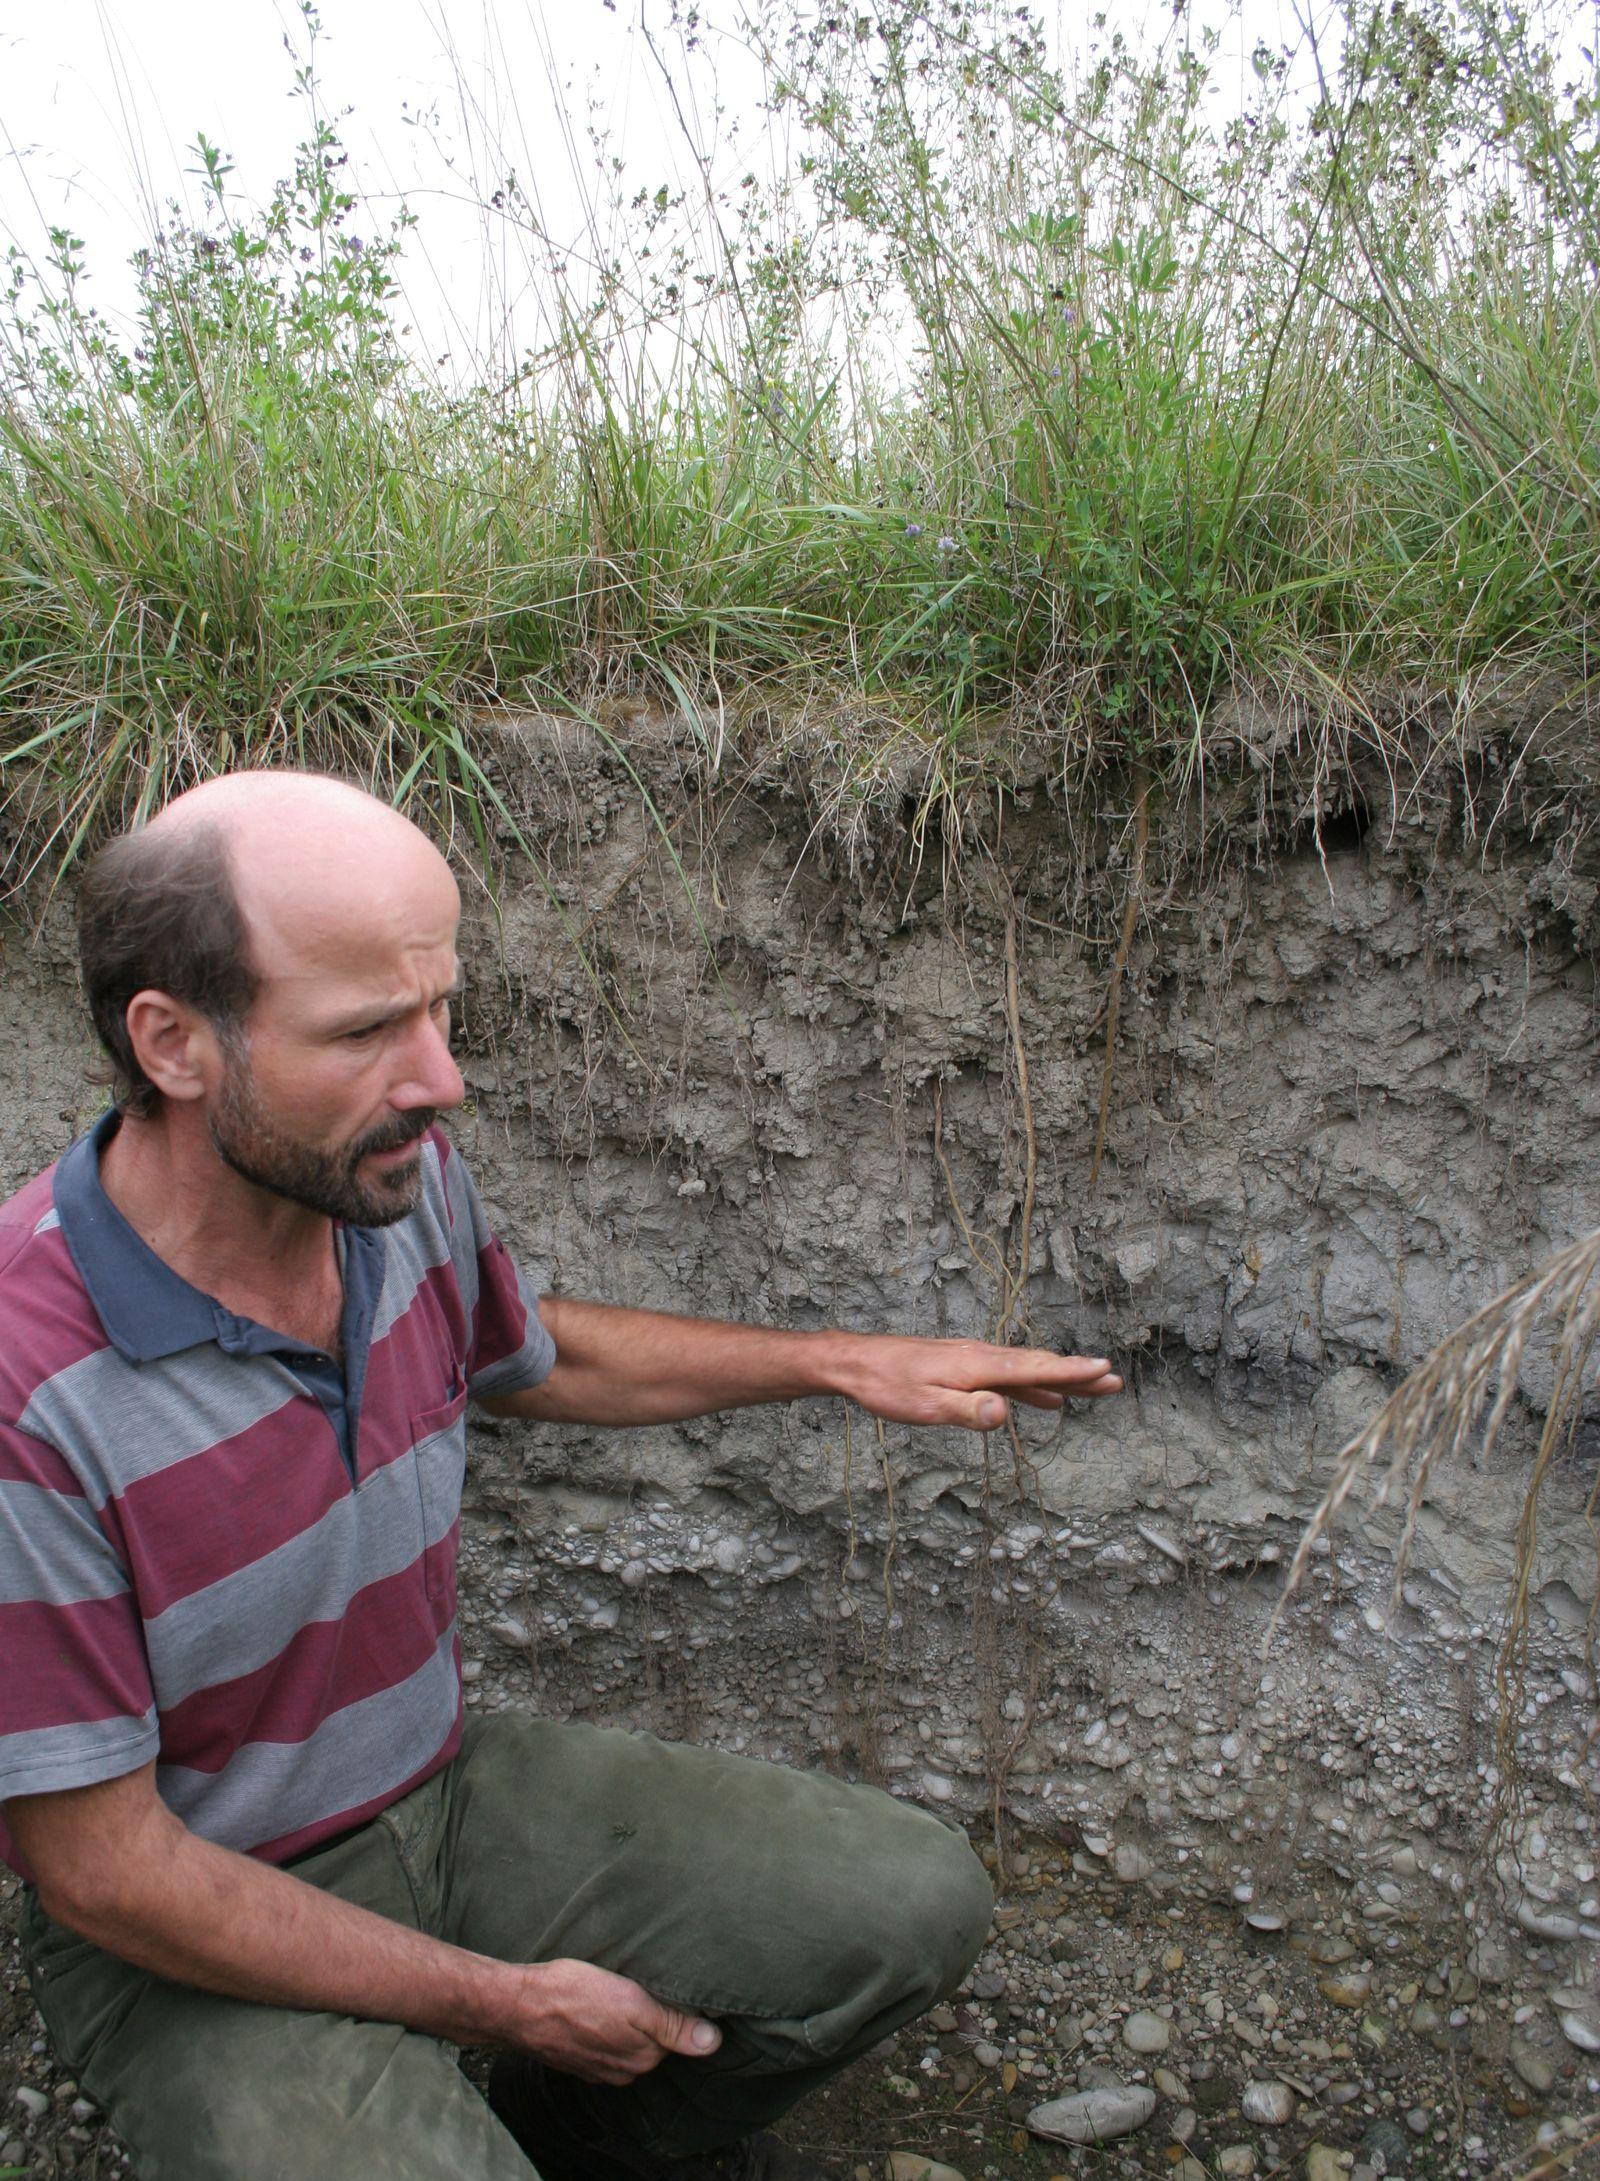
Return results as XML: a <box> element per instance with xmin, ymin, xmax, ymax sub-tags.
<box><xmin>4</xmin><ymin>710</ymin><xmax>1597</xmax><ymax>1994</ymax></box>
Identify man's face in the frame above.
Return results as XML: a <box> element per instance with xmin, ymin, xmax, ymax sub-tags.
<box><xmin>208</xmin><ymin>1041</ymin><xmax>439</xmax><ymax>1226</ymax></box>
<box><xmin>201</xmin><ymin>842</ymin><xmax>466</xmax><ymax>1228</ymax></box>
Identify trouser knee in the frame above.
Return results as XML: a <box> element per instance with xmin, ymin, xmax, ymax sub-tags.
<box><xmin>913</xmin><ymin>1816</ymin><xmax>994</xmax><ymax>2001</ymax></box>
<box><xmin>863</xmin><ymin>1806</ymin><xmax>993</xmax><ymax>2016</ymax></box>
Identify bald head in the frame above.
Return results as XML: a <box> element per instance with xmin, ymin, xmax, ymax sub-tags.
<box><xmin>79</xmin><ymin>771</ymin><xmax>458</xmax><ymax>1117</ymax></box>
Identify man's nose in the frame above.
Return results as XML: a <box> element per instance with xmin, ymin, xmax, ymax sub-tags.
<box><xmin>394</xmin><ymin>1013</ymin><xmax>465</xmax><ymax>1112</ymax></box>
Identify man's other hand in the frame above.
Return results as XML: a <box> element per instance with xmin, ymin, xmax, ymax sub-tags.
<box><xmin>833</xmin><ymin>1334</ymin><xmax>1122</xmax><ymax>1433</ymax></box>
<box><xmin>508</xmin><ymin>1959</ymin><xmax>721</xmax><ymax>2084</ymax></box>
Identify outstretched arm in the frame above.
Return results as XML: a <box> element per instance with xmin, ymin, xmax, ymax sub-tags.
<box><xmin>480</xmin><ymin>1298</ymin><xmax>1121</xmax><ymax>1430</ymax></box>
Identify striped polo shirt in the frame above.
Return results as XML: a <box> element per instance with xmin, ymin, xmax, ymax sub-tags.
<box><xmin>0</xmin><ymin>1115</ymin><xmax>555</xmax><ymax>1874</ymax></box>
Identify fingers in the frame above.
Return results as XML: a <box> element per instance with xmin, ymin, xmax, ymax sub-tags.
<box><xmin>952</xmin><ymin>1360</ymin><xmax>1122</xmax><ymax>1430</ymax></box>
<box><xmin>648</xmin><ymin>2001</ymin><xmax>722</xmax><ymax>2060</ymax></box>
<box><xmin>995</xmin><ymin>1349</ymin><xmax>1118</xmax><ymax>1389</ymax></box>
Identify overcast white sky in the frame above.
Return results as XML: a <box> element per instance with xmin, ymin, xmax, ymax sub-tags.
<box><xmin>0</xmin><ymin>0</ymin><xmax>1342</xmax><ymax>369</ymax></box>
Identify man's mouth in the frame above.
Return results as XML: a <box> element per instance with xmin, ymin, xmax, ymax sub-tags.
<box><xmin>366</xmin><ymin>1139</ymin><xmax>423</xmax><ymax>1166</ymax></box>
<box><xmin>351</xmin><ymin>1111</ymin><xmax>436</xmax><ymax>1165</ymax></box>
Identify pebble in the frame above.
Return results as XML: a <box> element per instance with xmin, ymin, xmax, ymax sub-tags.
<box><xmin>1306</xmin><ymin>2149</ymin><xmax>1349</xmax><ymax>2181</ymax></box>
<box><xmin>1515</xmin><ymin>1903</ymin><xmax>1581</xmax><ymax>1943</ymax></box>
<box><xmin>1025</xmin><ymin>2084</ymin><xmax>1157</xmax><ymax>2144</ymax></box>
<box><xmin>1218</xmin><ymin>2149</ymin><xmax>1257</xmax><ymax>2179</ymax></box>
<box><xmin>13</xmin><ymin>2087</ymin><xmax>48</xmax><ymax>2122</ymax></box>
<box><xmin>1242</xmin><ymin>2080</ymin><xmax>1298</xmax><ymax>2125</ymax></box>
<box><xmin>1555</xmin><ymin>2005</ymin><xmax>1600</xmax><ymax>2054</ymax></box>
<box><xmin>1318</xmin><ymin>1973</ymin><xmax>1372</xmax><ymax>2008</ymax></box>
<box><xmin>1301</xmin><ymin>1935</ymin><xmax>1357</xmax><ymax>1965</ymax></box>
<box><xmin>1153</xmin><ymin>2067</ymin><xmax>1188</xmax><ymax>2099</ymax></box>
<box><xmin>972</xmin><ymin>2041</ymin><xmax>1003</xmax><ymax>2070</ymax></box>
<box><xmin>1469</xmin><ymin>1938</ymin><xmax>1512</xmax><ymax>1986</ymax></box>
<box><xmin>1114</xmin><ymin>1843</ymin><xmax>1154</xmax><ymax>1883</ymax></box>
<box><xmin>1361</xmin><ymin>2118</ymin><xmax>1413</xmax><ymax>2171</ymax></box>
<box><xmin>1173</xmin><ymin>2159</ymin><xmax>1208</xmax><ymax>2181</ymax></box>
<box><xmin>1121</xmin><ymin>2009</ymin><xmax>1171</xmax><ymax>2054</ymax></box>
<box><xmin>1404</xmin><ymin>2109</ymin><xmax>1430</xmax><ymax>2136</ymax></box>
<box><xmin>1510</xmin><ymin>2041</ymin><xmax>1557</xmax><ymax>2095</ymax></box>
<box><xmin>885</xmin><ymin>2157</ymin><xmax>966</xmax><ymax>2181</ymax></box>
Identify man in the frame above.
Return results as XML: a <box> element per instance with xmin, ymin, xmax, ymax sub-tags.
<box><xmin>0</xmin><ymin>771</ymin><xmax>1122</xmax><ymax>2181</ymax></box>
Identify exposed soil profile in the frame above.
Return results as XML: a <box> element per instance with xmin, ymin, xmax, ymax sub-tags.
<box><xmin>1</xmin><ymin>710</ymin><xmax>1596</xmax><ymax>2176</ymax></box>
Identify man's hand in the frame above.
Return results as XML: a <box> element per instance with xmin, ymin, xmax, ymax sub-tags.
<box><xmin>830</xmin><ymin>1334</ymin><xmax>1122</xmax><ymax>1433</ymax></box>
<box><xmin>506</xmin><ymin>1959</ymin><xmax>720</xmax><ymax>2084</ymax></box>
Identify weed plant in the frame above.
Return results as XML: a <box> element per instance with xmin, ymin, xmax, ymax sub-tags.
<box><xmin>0</xmin><ymin>0</ymin><xmax>1596</xmax><ymax>878</ymax></box>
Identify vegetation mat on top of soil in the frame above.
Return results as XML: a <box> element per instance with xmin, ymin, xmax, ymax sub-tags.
<box><xmin>1</xmin><ymin>0</ymin><xmax>1598</xmax><ymax>884</ymax></box>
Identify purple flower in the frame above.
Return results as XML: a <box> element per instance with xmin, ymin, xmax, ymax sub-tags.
<box><xmin>904</xmin><ymin>520</ymin><xmax>923</xmax><ymax>537</ymax></box>
<box><xmin>936</xmin><ymin>534</ymin><xmax>958</xmax><ymax>554</ymax></box>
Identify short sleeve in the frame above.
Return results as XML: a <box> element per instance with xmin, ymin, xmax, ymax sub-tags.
<box><xmin>436</xmin><ymin>1142</ymin><xmax>558</xmax><ymax>1400</ymax></box>
<box><xmin>0</xmin><ymin>1423</ymin><xmax>159</xmax><ymax>1803</ymax></box>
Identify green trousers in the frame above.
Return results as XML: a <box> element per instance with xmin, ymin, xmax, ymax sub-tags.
<box><xmin>21</xmin><ymin>1714</ymin><xmax>992</xmax><ymax>2180</ymax></box>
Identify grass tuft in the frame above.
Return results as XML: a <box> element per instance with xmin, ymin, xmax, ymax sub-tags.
<box><xmin>1</xmin><ymin>0</ymin><xmax>1597</xmax><ymax>881</ymax></box>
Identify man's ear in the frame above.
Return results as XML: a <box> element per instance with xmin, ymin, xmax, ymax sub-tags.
<box><xmin>123</xmin><ymin>990</ymin><xmax>223</xmax><ymax>1105</ymax></box>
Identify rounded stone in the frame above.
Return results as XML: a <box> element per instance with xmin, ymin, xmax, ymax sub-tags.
<box><xmin>1026</xmin><ymin>2085</ymin><xmax>1158</xmax><ymax>2145</ymax></box>
<box><xmin>1242</xmin><ymin>2080</ymin><xmax>1298</xmax><ymax>2126</ymax></box>
<box><xmin>1360</xmin><ymin>2118</ymin><xmax>1413</xmax><ymax>2172</ymax></box>
<box><xmin>1557</xmin><ymin>2006</ymin><xmax>1600</xmax><ymax>2054</ymax></box>
<box><xmin>886</xmin><ymin>2158</ymin><xmax>967</xmax><ymax>2181</ymax></box>
<box><xmin>1122</xmin><ymin>2010</ymin><xmax>1171</xmax><ymax>2055</ymax></box>
<box><xmin>1510</xmin><ymin>2041</ymin><xmax>1557</xmax><ymax>2096</ymax></box>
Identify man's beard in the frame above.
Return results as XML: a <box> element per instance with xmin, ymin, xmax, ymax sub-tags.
<box><xmin>209</xmin><ymin>1055</ymin><xmax>434</xmax><ymax>1228</ymax></box>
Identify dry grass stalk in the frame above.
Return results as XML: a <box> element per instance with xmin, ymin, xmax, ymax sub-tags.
<box><xmin>1276</xmin><ymin>1228</ymin><xmax>1600</xmax><ymax>1800</ymax></box>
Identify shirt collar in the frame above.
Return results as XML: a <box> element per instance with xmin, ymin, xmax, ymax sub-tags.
<box><xmin>53</xmin><ymin>1109</ymin><xmax>385</xmax><ymax>1366</ymax></box>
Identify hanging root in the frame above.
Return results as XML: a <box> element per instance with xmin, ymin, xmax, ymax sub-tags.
<box><xmin>994</xmin><ymin>903</ymin><xmax>1038</xmax><ymax>1346</ymax></box>
<box><xmin>1090</xmin><ymin>767</ymin><xmax>1150</xmax><ymax>1187</ymax></box>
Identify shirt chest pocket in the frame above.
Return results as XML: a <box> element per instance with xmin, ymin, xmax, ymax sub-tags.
<box><xmin>410</xmin><ymin>1381</ymin><xmax>469</xmax><ymax>1602</ymax></box>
